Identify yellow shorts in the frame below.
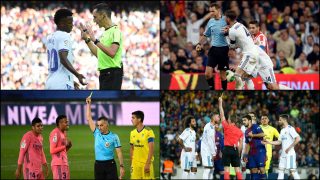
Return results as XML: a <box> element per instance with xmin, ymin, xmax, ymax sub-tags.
<box><xmin>265</xmin><ymin>153</ymin><xmax>272</xmax><ymax>171</ymax></box>
<box><xmin>131</xmin><ymin>161</ymin><xmax>154</xmax><ymax>179</ymax></box>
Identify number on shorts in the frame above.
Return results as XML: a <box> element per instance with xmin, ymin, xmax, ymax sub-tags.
<box><xmin>266</xmin><ymin>76</ymin><xmax>271</xmax><ymax>82</ymax></box>
<box><xmin>243</xmin><ymin>27</ymin><xmax>250</xmax><ymax>37</ymax></box>
<box><xmin>30</xmin><ymin>172</ymin><xmax>36</xmax><ymax>178</ymax></box>
<box><xmin>47</xmin><ymin>49</ymin><xmax>58</xmax><ymax>72</ymax></box>
<box><xmin>62</xmin><ymin>172</ymin><xmax>66</xmax><ymax>179</ymax></box>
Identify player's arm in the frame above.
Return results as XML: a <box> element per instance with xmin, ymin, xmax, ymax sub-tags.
<box><xmin>15</xmin><ymin>135</ymin><xmax>30</xmax><ymax>179</ymax></box>
<box><xmin>85</xmin><ymin>41</ymin><xmax>98</xmax><ymax>57</ymax></box>
<box><xmin>130</xmin><ymin>144</ymin><xmax>134</xmax><ymax>162</ymax></box>
<box><xmin>59</xmin><ymin>51</ymin><xmax>86</xmax><ymax>85</ymax></box>
<box><xmin>177</xmin><ymin>137</ymin><xmax>189</xmax><ymax>152</ymax></box>
<box><xmin>264</xmin><ymin>140</ymin><xmax>281</xmax><ymax>146</ymax></box>
<box><xmin>50</xmin><ymin>133</ymin><xmax>66</xmax><ymax>154</ymax></box>
<box><xmin>96</xmin><ymin>43</ymin><xmax>119</xmax><ymax>58</ymax></box>
<box><xmin>41</xmin><ymin>148</ymin><xmax>49</xmax><ymax>177</ymax></box>
<box><xmin>227</xmin><ymin>29</ymin><xmax>237</xmax><ymax>49</ymax></box>
<box><xmin>242</xmin><ymin>143</ymin><xmax>250</xmax><ymax>162</ymax></box>
<box><xmin>85</xmin><ymin>96</ymin><xmax>96</xmax><ymax>132</ymax></box>
<box><xmin>80</xmin><ymin>23</ymin><xmax>97</xmax><ymax>57</ymax></box>
<box><xmin>238</xmin><ymin>136</ymin><xmax>243</xmax><ymax>156</ymax></box>
<box><xmin>272</xmin><ymin>30</ymin><xmax>281</xmax><ymax>42</ymax></box>
<box><xmin>146</xmin><ymin>138</ymin><xmax>155</xmax><ymax>166</ymax></box>
<box><xmin>286</xmin><ymin>128</ymin><xmax>300</xmax><ymax>152</ymax></box>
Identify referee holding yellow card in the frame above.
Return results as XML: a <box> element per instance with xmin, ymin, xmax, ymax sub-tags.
<box><xmin>80</xmin><ymin>3</ymin><xmax>123</xmax><ymax>90</ymax></box>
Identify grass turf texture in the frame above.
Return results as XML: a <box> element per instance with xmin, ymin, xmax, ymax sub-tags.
<box><xmin>1</xmin><ymin>125</ymin><xmax>160</xmax><ymax>179</ymax></box>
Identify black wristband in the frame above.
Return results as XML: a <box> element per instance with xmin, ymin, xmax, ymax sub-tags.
<box><xmin>120</xmin><ymin>164</ymin><xmax>124</xmax><ymax>167</ymax></box>
<box><xmin>94</xmin><ymin>39</ymin><xmax>100</xmax><ymax>45</ymax></box>
<box><xmin>85</xmin><ymin>38</ymin><xmax>91</xmax><ymax>44</ymax></box>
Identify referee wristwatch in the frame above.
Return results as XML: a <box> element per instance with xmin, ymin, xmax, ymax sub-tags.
<box><xmin>94</xmin><ymin>39</ymin><xmax>100</xmax><ymax>45</ymax></box>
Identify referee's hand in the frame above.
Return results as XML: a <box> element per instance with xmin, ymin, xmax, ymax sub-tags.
<box><xmin>195</xmin><ymin>44</ymin><xmax>203</xmax><ymax>53</ymax></box>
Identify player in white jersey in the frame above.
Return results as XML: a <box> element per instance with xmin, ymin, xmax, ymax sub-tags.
<box><xmin>263</xmin><ymin>114</ymin><xmax>300</xmax><ymax>180</ymax></box>
<box><xmin>45</xmin><ymin>9</ymin><xmax>86</xmax><ymax>89</ymax></box>
<box><xmin>178</xmin><ymin>116</ymin><xmax>197</xmax><ymax>179</ymax></box>
<box><xmin>223</xmin><ymin>10</ymin><xmax>259</xmax><ymax>90</ymax></box>
<box><xmin>201</xmin><ymin>114</ymin><xmax>218</xmax><ymax>179</ymax></box>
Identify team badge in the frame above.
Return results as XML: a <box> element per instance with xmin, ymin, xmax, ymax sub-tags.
<box><xmin>105</xmin><ymin>142</ymin><xmax>110</xmax><ymax>148</ymax></box>
<box><xmin>53</xmin><ymin>135</ymin><xmax>57</xmax><ymax>143</ymax></box>
<box><xmin>21</xmin><ymin>140</ymin><xmax>26</xmax><ymax>148</ymax></box>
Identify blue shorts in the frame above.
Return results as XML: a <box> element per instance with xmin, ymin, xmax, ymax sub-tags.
<box><xmin>247</xmin><ymin>149</ymin><xmax>266</xmax><ymax>169</ymax></box>
<box><xmin>214</xmin><ymin>159</ymin><xmax>224</xmax><ymax>173</ymax></box>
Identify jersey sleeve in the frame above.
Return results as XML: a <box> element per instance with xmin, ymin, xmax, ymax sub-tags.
<box><xmin>207</xmin><ymin>128</ymin><xmax>216</xmax><ymax>156</ymax></box>
<box><xmin>228</xmin><ymin>29</ymin><xmax>237</xmax><ymax>49</ymax></box>
<box><xmin>203</xmin><ymin>21</ymin><xmax>211</xmax><ymax>37</ymax></box>
<box><xmin>93</xmin><ymin>128</ymin><xmax>99</xmax><ymax>137</ymax></box>
<box><xmin>57</xmin><ymin>34</ymin><xmax>70</xmax><ymax>53</ymax></box>
<box><xmin>112</xmin><ymin>28</ymin><xmax>121</xmax><ymax>44</ymax></box>
<box><xmin>147</xmin><ymin>129</ymin><xmax>155</xmax><ymax>143</ymax></box>
<box><xmin>114</xmin><ymin>134</ymin><xmax>121</xmax><ymax>148</ymax></box>
<box><xmin>49</xmin><ymin>131</ymin><xmax>66</xmax><ymax>154</ymax></box>
<box><xmin>273</xmin><ymin>127</ymin><xmax>280</xmax><ymax>139</ymax></box>
<box><xmin>289</xmin><ymin>127</ymin><xmax>299</xmax><ymax>139</ymax></box>
<box><xmin>179</xmin><ymin>129</ymin><xmax>188</xmax><ymax>141</ymax></box>
<box><xmin>245</xmin><ymin>131</ymin><xmax>249</xmax><ymax>144</ymax></box>
<box><xmin>17</xmin><ymin>134</ymin><xmax>31</xmax><ymax>165</ymax></box>
<box><xmin>130</xmin><ymin>131</ymin><xmax>133</xmax><ymax>145</ymax></box>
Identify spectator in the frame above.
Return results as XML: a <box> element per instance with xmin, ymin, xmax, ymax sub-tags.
<box><xmin>307</xmin><ymin>43</ymin><xmax>320</xmax><ymax>65</ymax></box>
<box><xmin>294</xmin><ymin>52</ymin><xmax>309</xmax><ymax>72</ymax></box>
<box><xmin>272</xmin><ymin>29</ymin><xmax>296</xmax><ymax>63</ymax></box>
<box><xmin>303</xmin><ymin>35</ymin><xmax>315</xmax><ymax>55</ymax></box>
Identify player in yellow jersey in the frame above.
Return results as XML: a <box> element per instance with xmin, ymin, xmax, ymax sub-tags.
<box><xmin>130</xmin><ymin>110</ymin><xmax>155</xmax><ymax>179</ymax></box>
<box><xmin>260</xmin><ymin>114</ymin><xmax>280</xmax><ymax>175</ymax></box>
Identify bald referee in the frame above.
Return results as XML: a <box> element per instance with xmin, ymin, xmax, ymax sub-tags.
<box><xmin>86</xmin><ymin>95</ymin><xmax>125</xmax><ymax>179</ymax></box>
<box><xmin>196</xmin><ymin>3</ymin><xmax>229</xmax><ymax>90</ymax></box>
<box><xmin>218</xmin><ymin>94</ymin><xmax>243</xmax><ymax>180</ymax></box>
<box><xmin>80</xmin><ymin>3</ymin><xmax>123</xmax><ymax>90</ymax></box>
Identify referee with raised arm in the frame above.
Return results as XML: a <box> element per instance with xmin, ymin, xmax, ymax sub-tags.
<box><xmin>196</xmin><ymin>3</ymin><xmax>229</xmax><ymax>90</ymax></box>
<box><xmin>86</xmin><ymin>95</ymin><xmax>125</xmax><ymax>179</ymax></box>
<box><xmin>80</xmin><ymin>3</ymin><xmax>123</xmax><ymax>90</ymax></box>
<box><xmin>218</xmin><ymin>94</ymin><xmax>243</xmax><ymax>180</ymax></box>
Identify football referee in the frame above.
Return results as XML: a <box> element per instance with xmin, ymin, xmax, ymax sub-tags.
<box><xmin>196</xmin><ymin>3</ymin><xmax>229</xmax><ymax>90</ymax></box>
<box><xmin>218</xmin><ymin>94</ymin><xmax>243</xmax><ymax>180</ymax></box>
<box><xmin>80</xmin><ymin>3</ymin><xmax>123</xmax><ymax>90</ymax></box>
<box><xmin>86</xmin><ymin>96</ymin><xmax>125</xmax><ymax>179</ymax></box>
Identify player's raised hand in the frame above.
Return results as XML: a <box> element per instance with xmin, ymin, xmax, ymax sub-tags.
<box><xmin>218</xmin><ymin>92</ymin><xmax>224</xmax><ymax>103</ymax></box>
<box><xmin>79</xmin><ymin>23</ymin><xmax>89</xmax><ymax>40</ymax></box>
<box><xmin>84</xmin><ymin>24</ymin><xmax>96</xmax><ymax>42</ymax></box>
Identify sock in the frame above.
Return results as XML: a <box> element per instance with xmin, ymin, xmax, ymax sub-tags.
<box><xmin>293</xmin><ymin>171</ymin><xmax>300</xmax><ymax>179</ymax></box>
<box><xmin>221</xmin><ymin>79</ymin><xmax>227</xmax><ymax>90</ymax></box>
<box><xmin>189</xmin><ymin>172</ymin><xmax>196</xmax><ymax>179</ymax></box>
<box><xmin>203</xmin><ymin>169</ymin><xmax>210</xmax><ymax>179</ymax></box>
<box><xmin>182</xmin><ymin>171</ymin><xmax>189</xmax><ymax>179</ymax></box>
<box><xmin>246</xmin><ymin>79</ymin><xmax>254</xmax><ymax>90</ymax></box>
<box><xmin>220</xmin><ymin>174</ymin><xmax>224</xmax><ymax>180</ymax></box>
<box><xmin>279</xmin><ymin>84</ymin><xmax>292</xmax><ymax>90</ymax></box>
<box><xmin>260</xmin><ymin>173</ymin><xmax>267</xmax><ymax>179</ymax></box>
<box><xmin>209</xmin><ymin>169</ymin><xmax>214</xmax><ymax>179</ymax></box>
<box><xmin>224</xmin><ymin>171</ymin><xmax>230</xmax><ymax>180</ymax></box>
<box><xmin>206</xmin><ymin>77</ymin><xmax>214</xmax><ymax>90</ymax></box>
<box><xmin>277</xmin><ymin>169</ymin><xmax>284</xmax><ymax>180</ymax></box>
<box><xmin>236</xmin><ymin>171</ymin><xmax>242</xmax><ymax>180</ymax></box>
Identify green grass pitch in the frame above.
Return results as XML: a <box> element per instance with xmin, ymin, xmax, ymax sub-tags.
<box><xmin>1</xmin><ymin>125</ymin><xmax>160</xmax><ymax>179</ymax></box>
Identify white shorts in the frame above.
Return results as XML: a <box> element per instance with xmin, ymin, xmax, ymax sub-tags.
<box><xmin>258</xmin><ymin>67</ymin><xmax>277</xmax><ymax>84</ymax></box>
<box><xmin>238</xmin><ymin>54</ymin><xmax>258</xmax><ymax>76</ymax></box>
<box><xmin>180</xmin><ymin>151</ymin><xmax>197</xmax><ymax>170</ymax></box>
<box><xmin>201</xmin><ymin>150</ymin><xmax>214</xmax><ymax>167</ymax></box>
<box><xmin>279</xmin><ymin>154</ymin><xmax>297</xmax><ymax>170</ymax></box>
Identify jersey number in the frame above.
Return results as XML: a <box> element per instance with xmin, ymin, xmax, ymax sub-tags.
<box><xmin>243</xmin><ymin>27</ymin><xmax>250</xmax><ymax>37</ymax></box>
<box><xmin>47</xmin><ymin>49</ymin><xmax>58</xmax><ymax>72</ymax></box>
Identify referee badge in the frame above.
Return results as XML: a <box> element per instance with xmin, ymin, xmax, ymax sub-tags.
<box><xmin>105</xmin><ymin>142</ymin><xmax>110</xmax><ymax>148</ymax></box>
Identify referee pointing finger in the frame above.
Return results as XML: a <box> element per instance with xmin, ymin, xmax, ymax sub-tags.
<box><xmin>81</xmin><ymin>3</ymin><xmax>123</xmax><ymax>90</ymax></box>
<box><xmin>218</xmin><ymin>95</ymin><xmax>244</xmax><ymax>180</ymax></box>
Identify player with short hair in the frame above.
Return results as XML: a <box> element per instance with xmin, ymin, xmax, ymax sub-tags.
<box><xmin>214</xmin><ymin>117</ymin><xmax>225</xmax><ymax>180</ymax></box>
<box><xmin>218</xmin><ymin>94</ymin><xmax>243</xmax><ymax>180</ymax></box>
<box><xmin>177</xmin><ymin>116</ymin><xmax>197</xmax><ymax>179</ymax></box>
<box><xmin>80</xmin><ymin>3</ymin><xmax>123</xmax><ymax>90</ymax></box>
<box><xmin>49</xmin><ymin>115</ymin><xmax>72</xmax><ymax>179</ymax></box>
<box><xmin>45</xmin><ymin>9</ymin><xmax>86</xmax><ymax>89</ymax></box>
<box><xmin>130</xmin><ymin>110</ymin><xmax>155</xmax><ymax>179</ymax></box>
<box><xmin>196</xmin><ymin>3</ymin><xmax>229</xmax><ymax>90</ymax></box>
<box><xmin>242</xmin><ymin>114</ymin><xmax>267</xmax><ymax>179</ymax></box>
<box><xmin>200</xmin><ymin>114</ymin><xmax>217</xmax><ymax>179</ymax></box>
<box><xmin>260</xmin><ymin>114</ymin><xmax>280</xmax><ymax>175</ymax></box>
<box><xmin>15</xmin><ymin>117</ymin><xmax>48</xmax><ymax>179</ymax></box>
<box><xmin>263</xmin><ymin>114</ymin><xmax>301</xmax><ymax>179</ymax></box>
<box><xmin>86</xmin><ymin>96</ymin><xmax>125</xmax><ymax>179</ymax></box>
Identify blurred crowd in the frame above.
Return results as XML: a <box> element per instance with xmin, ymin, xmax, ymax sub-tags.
<box><xmin>160</xmin><ymin>91</ymin><xmax>319</xmax><ymax>170</ymax></box>
<box><xmin>1</xmin><ymin>1</ymin><xmax>159</xmax><ymax>89</ymax></box>
<box><xmin>160</xmin><ymin>1</ymin><xmax>319</xmax><ymax>75</ymax></box>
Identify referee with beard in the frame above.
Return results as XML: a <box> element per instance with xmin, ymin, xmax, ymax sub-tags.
<box><xmin>80</xmin><ymin>3</ymin><xmax>123</xmax><ymax>90</ymax></box>
<box><xmin>218</xmin><ymin>94</ymin><xmax>244</xmax><ymax>180</ymax></box>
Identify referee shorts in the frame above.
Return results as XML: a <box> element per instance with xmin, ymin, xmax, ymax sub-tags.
<box><xmin>99</xmin><ymin>66</ymin><xmax>123</xmax><ymax>90</ymax></box>
<box><xmin>222</xmin><ymin>146</ymin><xmax>240</xmax><ymax>167</ymax></box>
<box><xmin>207</xmin><ymin>46</ymin><xmax>229</xmax><ymax>70</ymax></box>
<box><xmin>94</xmin><ymin>159</ymin><xmax>118</xmax><ymax>180</ymax></box>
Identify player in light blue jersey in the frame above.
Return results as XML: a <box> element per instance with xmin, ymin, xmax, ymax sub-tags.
<box><xmin>86</xmin><ymin>95</ymin><xmax>125</xmax><ymax>179</ymax></box>
<box><xmin>196</xmin><ymin>3</ymin><xmax>229</xmax><ymax>90</ymax></box>
<box><xmin>45</xmin><ymin>9</ymin><xmax>86</xmax><ymax>89</ymax></box>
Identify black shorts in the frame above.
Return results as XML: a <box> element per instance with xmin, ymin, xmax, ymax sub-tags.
<box><xmin>207</xmin><ymin>46</ymin><xmax>229</xmax><ymax>70</ymax></box>
<box><xmin>94</xmin><ymin>159</ymin><xmax>118</xmax><ymax>180</ymax></box>
<box><xmin>222</xmin><ymin>146</ymin><xmax>240</xmax><ymax>167</ymax></box>
<box><xmin>99</xmin><ymin>66</ymin><xmax>123</xmax><ymax>90</ymax></box>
